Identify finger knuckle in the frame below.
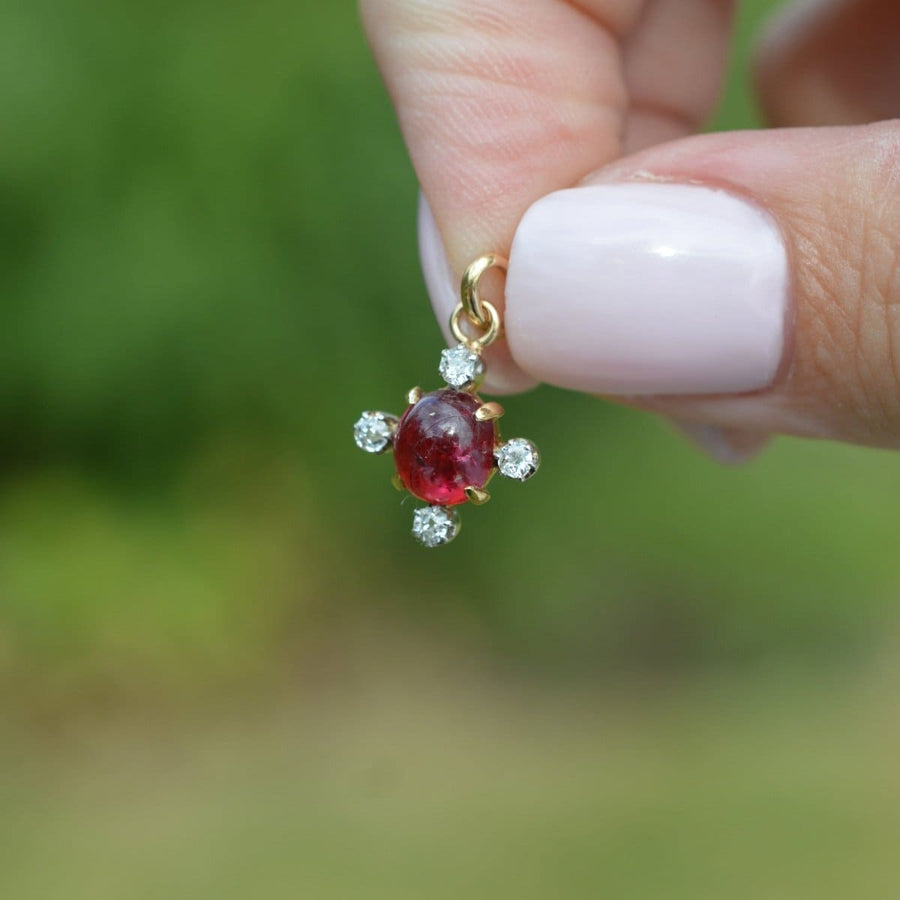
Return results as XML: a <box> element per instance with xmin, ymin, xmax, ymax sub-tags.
<box><xmin>794</xmin><ymin>122</ymin><xmax>900</xmax><ymax>441</ymax></box>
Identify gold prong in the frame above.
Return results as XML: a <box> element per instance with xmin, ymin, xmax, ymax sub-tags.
<box><xmin>392</xmin><ymin>474</ymin><xmax>405</xmax><ymax>492</ymax></box>
<box><xmin>407</xmin><ymin>386</ymin><xmax>422</xmax><ymax>405</ymax></box>
<box><xmin>475</xmin><ymin>401</ymin><xmax>504</xmax><ymax>422</ymax></box>
<box><xmin>465</xmin><ymin>486</ymin><xmax>490</xmax><ymax>506</ymax></box>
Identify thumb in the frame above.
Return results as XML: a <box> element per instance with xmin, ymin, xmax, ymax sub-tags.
<box><xmin>504</xmin><ymin>121</ymin><xmax>900</xmax><ymax>448</ymax></box>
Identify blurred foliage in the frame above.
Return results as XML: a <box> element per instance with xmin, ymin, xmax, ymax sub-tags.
<box><xmin>3</xmin><ymin>2</ymin><xmax>900</xmax><ymax>898</ymax></box>
<box><xmin>0</xmin><ymin>0</ymin><xmax>897</xmax><ymax>706</ymax></box>
<box><xmin>3</xmin><ymin>650</ymin><xmax>900</xmax><ymax>898</ymax></box>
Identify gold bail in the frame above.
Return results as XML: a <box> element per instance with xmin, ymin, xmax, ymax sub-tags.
<box><xmin>451</xmin><ymin>253</ymin><xmax>508</xmax><ymax>350</ymax></box>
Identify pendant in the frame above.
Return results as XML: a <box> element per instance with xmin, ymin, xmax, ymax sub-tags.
<box><xmin>353</xmin><ymin>254</ymin><xmax>540</xmax><ymax>547</ymax></box>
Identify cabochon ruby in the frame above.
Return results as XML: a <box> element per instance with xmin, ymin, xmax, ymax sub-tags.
<box><xmin>393</xmin><ymin>389</ymin><xmax>496</xmax><ymax>506</ymax></box>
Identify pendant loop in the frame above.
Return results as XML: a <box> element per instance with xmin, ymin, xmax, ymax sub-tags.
<box><xmin>450</xmin><ymin>299</ymin><xmax>501</xmax><ymax>349</ymax></box>
<box><xmin>460</xmin><ymin>253</ymin><xmax>508</xmax><ymax>330</ymax></box>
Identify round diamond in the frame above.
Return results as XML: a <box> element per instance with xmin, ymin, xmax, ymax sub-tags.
<box><xmin>439</xmin><ymin>344</ymin><xmax>484</xmax><ymax>389</ymax></box>
<box><xmin>412</xmin><ymin>506</ymin><xmax>460</xmax><ymax>548</ymax></box>
<box><xmin>496</xmin><ymin>438</ymin><xmax>540</xmax><ymax>481</ymax></box>
<box><xmin>353</xmin><ymin>411</ymin><xmax>396</xmax><ymax>454</ymax></box>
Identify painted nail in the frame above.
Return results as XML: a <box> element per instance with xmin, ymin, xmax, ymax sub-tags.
<box><xmin>417</xmin><ymin>194</ymin><xmax>537</xmax><ymax>395</ymax></box>
<box><xmin>672</xmin><ymin>421</ymin><xmax>771</xmax><ymax>465</ymax></box>
<box><xmin>505</xmin><ymin>183</ymin><xmax>789</xmax><ymax>395</ymax></box>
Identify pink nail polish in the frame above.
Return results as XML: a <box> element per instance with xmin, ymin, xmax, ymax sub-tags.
<box><xmin>505</xmin><ymin>183</ymin><xmax>790</xmax><ymax>395</ymax></box>
<box><xmin>672</xmin><ymin>421</ymin><xmax>771</xmax><ymax>465</ymax></box>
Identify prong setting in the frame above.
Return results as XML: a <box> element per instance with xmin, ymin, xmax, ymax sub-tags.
<box><xmin>407</xmin><ymin>386</ymin><xmax>422</xmax><ymax>405</ymax></box>
<box><xmin>464</xmin><ymin>486</ymin><xmax>491</xmax><ymax>505</ymax></box>
<box><xmin>475</xmin><ymin>401</ymin><xmax>504</xmax><ymax>422</ymax></box>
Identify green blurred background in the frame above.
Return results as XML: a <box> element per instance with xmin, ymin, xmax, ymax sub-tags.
<box><xmin>1</xmin><ymin>1</ymin><xmax>899</xmax><ymax>896</ymax></box>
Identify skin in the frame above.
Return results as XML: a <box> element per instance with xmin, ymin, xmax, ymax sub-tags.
<box><xmin>361</xmin><ymin>0</ymin><xmax>900</xmax><ymax>454</ymax></box>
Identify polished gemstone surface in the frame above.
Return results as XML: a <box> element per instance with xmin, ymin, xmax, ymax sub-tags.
<box><xmin>393</xmin><ymin>389</ymin><xmax>496</xmax><ymax>505</ymax></box>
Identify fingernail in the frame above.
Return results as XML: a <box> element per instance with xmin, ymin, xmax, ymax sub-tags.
<box><xmin>672</xmin><ymin>421</ymin><xmax>771</xmax><ymax>465</ymax></box>
<box><xmin>417</xmin><ymin>193</ymin><xmax>460</xmax><ymax>345</ymax></box>
<box><xmin>418</xmin><ymin>194</ymin><xmax>537</xmax><ymax>395</ymax></box>
<box><xmin>505</xmin><ymin>183</ymin><xmax>789</xmax><ymax>395</ymax></box>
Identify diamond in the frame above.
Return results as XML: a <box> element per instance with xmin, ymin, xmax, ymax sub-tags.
<box><xmin>353</xmin><ymin>411</ymin><xmax>396</xmax><ymax>454</ymax></box>
<box><xmin>439</xmin><ymin>344</ymin><xmax>484</xmax><ymax>389</ymax></box>
<box><xmin>412</xmin><ymin>506</ymin><xmax>460</xmax><ymax>548</ymax></box>
<box><xmin>496</xmin><ymin>438</ymin><xmax>540</xmax><ymax>481</ymax></box>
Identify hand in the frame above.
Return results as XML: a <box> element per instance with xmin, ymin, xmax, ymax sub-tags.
<box><xmin>361</xmin><ymin>0</ymin><xmax>900</xmax><ymax>457</ymax></box>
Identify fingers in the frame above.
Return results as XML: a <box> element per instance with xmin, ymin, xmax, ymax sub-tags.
<box><xmin>623</xmin><ymin>0</ymin><xmax>736</xmax><ymax>152</ymax></box>
<box><xmin>756</xmin><ymin>0</ymin><xmax>900</xmax><ymax>127</ymax></box>
<box><xmin>362</xmin><ymin>0</ymin><xmax>737</xmax><ymax>392</ymax></box>
<box><xmin>621</xmin><ymin>0</ymin><xmax>753</xmax><ymax>462</ymax></box>
<box><xmin>503</xmin><ymin>121</ymin><xmax>900</xmax><ymax>448</ymax></box>
<box><xmin>361</xmin><ymin>0</ymin><xmax>626</xmax><ymax>255</ymax></box>
<box><xmin>361</xmin><ymin>0</ymin><xmax>631</xmax><ymax>388</ymax></box>
<box><xmin>671</xmin><ymin>422</ymin><xmax>771</xmax><ymax>466</ymax></box>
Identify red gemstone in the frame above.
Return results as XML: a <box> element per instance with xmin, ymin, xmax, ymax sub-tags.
<box><xmin>393</xmin><ymin>389</ymin><xmax>496</xmax><ymax>506</ymax></box>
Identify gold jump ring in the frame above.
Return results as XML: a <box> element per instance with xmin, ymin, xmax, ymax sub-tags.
<box><xmin>460</xmin><ymin>253</ymin><xmax>508</xmax><ymax>330</ymax></box>
<box><xmin>450</xmin><ymin>299</ymin><xmax>501</xmax><ymax>350</ymax></box>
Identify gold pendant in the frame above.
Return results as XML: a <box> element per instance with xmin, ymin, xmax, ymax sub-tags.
<box><xmin>353</xmin><ymin>254</ymin><xmax>540</xmax><ymax>547</ymax></box>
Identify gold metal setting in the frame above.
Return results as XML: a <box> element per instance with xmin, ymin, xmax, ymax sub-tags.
<box><xmin>460</xmin><ymin>253</ymin><xmax>508</xmax><ymax>330</ymax></box>
<box><xmin>450</xmin><ymin>299</ymin><xmax>501</xmax><ymax>349</ymax></box>
<box><xmin>448</xmin><ymin>252</ymin><xmax>508</xmax><ymax>351</ymax></box>
<box><xmin>475</xmin><ymin>401</ymin><xmax>504</xmax><ymax>422</ymax></box>
<box><xmin>354</xmin><ymin>251</ymin><xmax>540</xmax><ymax>547</ymax></box>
